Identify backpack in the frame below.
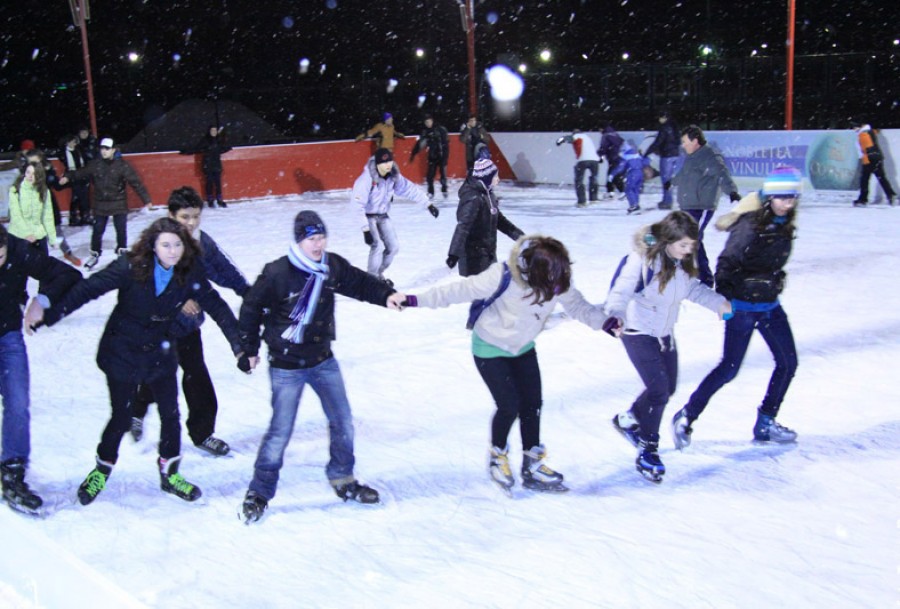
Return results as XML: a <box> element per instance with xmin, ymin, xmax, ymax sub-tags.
<box><xmin>466</xmin><ymin>263</ymin><xmax>511</xmax><ymax>330</ymax></box>
<box><xmin>609</xmin><ymin>255</ymin><xmax>654</xmax><ymax>294</ymax></box>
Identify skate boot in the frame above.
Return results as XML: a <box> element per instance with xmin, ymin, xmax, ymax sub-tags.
<box><xmin>1</xmin><ymin>458</ymin><xmax>43</xmax><ymax>515</ymax></box>
<box><xmin>611</xmin><ymin>410</ymin><xmax>641</xmax><ymax>447</ymax></box>
<box><xmin>84</xmin><ymin>251</ymin><xmax>100</xmax><ymax>270</ymax></box>
<box><xmin>753</xmin><ymin>413</ymin><xmax>797</xmax><ymax>444</ymax></box>
<box><xmin>77</xmin><ymin>457</ymin><xmax>113</xmax><ymax>505</ymax></box>
<box><xmin>671</xmin><ymin>408</ymin><xmax>693</xmax><ymax>451</ymax></box>
<box><xmin>488</xmin><ymin>445</ymin><xmax>515</xmax><ymax>492</ymax></box>
<box><xmin>521</xmin><ymin>445</ymin><xmax>568</xmax><ymax>492</ymax></box>
<box><xmin>158</xmin><ymin>456</ymin><xmax>202</xmax><ymax>502</ymax></box>
<box><xmin>241</xmin><ymin>490</ymin><xmax>268</xmax><ymax>524</ymax></box>
<box><xmin>130</xmin><ymin>417</ymin><xmax>144</xmax><ymax>442</ymax></box>
<box><xmin>627</xmin><ymin>205</ymin><xmax>641</xmax><ymax>215</ymax></box>
<box><xmin>636</xmin><ymin>435</ymin><xmax>665</xmax><ymax>483</ymax></box>
<box><xmin>197</xmin><ymin>435</ymin><xmax>230</xmax><ymax>457</ymax></box>
<box><xmin>334</xmin><ymin>480</ymin><xmax>380</xmax><ymax>504</ymax></box>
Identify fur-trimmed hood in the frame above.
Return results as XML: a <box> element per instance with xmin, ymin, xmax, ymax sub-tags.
<box><xmin>506</xmin><ymin>233</ymin><xmax>545</xmax><ymax>289</ymax></box>
<box><xmin>715</xmin><ymin>191</ymin><xmax>764</xmax><ymax>231</ymax></box>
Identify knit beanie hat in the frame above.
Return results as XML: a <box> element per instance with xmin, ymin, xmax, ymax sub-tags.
<box><xmin>761</xmin><ymin>166</ymin><xmax>802</xmax><ymax>198</ymax></box>
<box><xmin>373</xmin><ymin>148</ymin><xmax>393</xmax><ymax>164</ymax></box>
<box><xmin>293</xmin><ymin>210</ymin><xmax>327</xmax><ymax>241</ymax></box>
<box><xmin>472</xmin><ymin>157</ymin><xmax>498</xmax><ymax>188</ymax></box>
<box><xmin>383</xmin><ymin>112</ymin><xmax>393</xmax><ymax>121</ymax></box>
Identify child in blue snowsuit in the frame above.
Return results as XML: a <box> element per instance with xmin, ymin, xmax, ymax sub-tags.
<box><xmin>609</xmin><ymin>143</ymin><xmax>651</xmax><ymax>214</ymax></box>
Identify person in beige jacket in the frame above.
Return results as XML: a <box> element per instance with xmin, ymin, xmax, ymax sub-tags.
<box><xmin>355</xmin><ymin>112</ymin><xmax>405</xmax><ymax>151</ymax></box>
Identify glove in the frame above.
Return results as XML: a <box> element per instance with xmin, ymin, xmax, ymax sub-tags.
<box><xmin>428</xmin><ymin>204</ymin><xmax>439</xmax><ymax>218</ymax></box>
<box><xmin>363</xmin><ymin>230</ymin><xmax>374</xmax><ymax>246</ymax></box>
<box><xmin>729</xmin><ymin>191</ymin><xmax>741</xmax><ymax>203</ymax></box>
<box><xmin>602</xmin><ymin>317</ymin><xmax>623</xmax><ymax>337</ymax></box>
<box><xmin>446</xmin><ymin>255</ymin><xmax>458</xmax><ymax>269</ymax></box>
<box><xmin>663</xmin><ymin>181</ymin><xmax>671</xmax><ymax>191</ymax></box>
<box><xmin>555</xmin><ymin>137</ymin><xmax>566</xmax><ymax>146</ymax></box>
<box><xmin>237</xmin><ymin>353</ymin><xmax>252</xmax><ymax>373</ymax></box>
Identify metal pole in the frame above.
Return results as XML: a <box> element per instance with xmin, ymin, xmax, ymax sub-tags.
<box><xmin>465</xmin><ymin>0</ymin><xmax>477</xmax><ymax>117</ymax></box>
<box><xmin>785</xmin><ymin>0</ymin><xmax>796</xmax><ymax>130</ymax></box>
<box><xmin>75</xmin><ymin>0</ymin><xmax>98</xmax><ymax>136</ymax></box>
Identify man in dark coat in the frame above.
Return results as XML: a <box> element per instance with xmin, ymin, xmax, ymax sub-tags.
<box><xmin>446</xmin><ymin>156</ymin><xmax>524</xmax><ymax>277</ymax></box>
<box><xmin>598</xmin><ymin>123</ymin><xmax>625</xmax><ymax>196</ymax></box>
<box><xmin>645</xmin><ymin>111</ymin><xmax>681</xmax><ymax>209</ymax></box>
<box><xmin>460</xmin><ymin>115</ymin><xmax>491</xmax><ymax>171</ymax></box>
<box><xmin>410</xmin><ymin>114</ymin><xmax>450</xmax><ymax>200</ymax></box>
<box><xmin>180</xmin><ymin>126</ymin><xmax>232</xmax><ymax>208</ymax></box>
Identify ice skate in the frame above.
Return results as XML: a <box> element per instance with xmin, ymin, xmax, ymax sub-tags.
<box><xmin>611</xmin><ymin>410</ymin><xmax>641</xmax><ymax>447</ymax></box>
<box><xmin>752</xmin><ymin>413</ymin><xmax>797</xmax><ymax>444</ymax></box>
<box><xmin>627</xmin><ymin>205</ymin><xmax>641</xmax><ymax>215</ymax></box>
<box><xmin>334</xmin><ymin>480</ymin><xmax>380</xmax><ymax>504</ymax></box>
<box><xmin>636</xmin><ymin>436</ymin><xmax>665</xmax><ymax>483</ymax></box>
<box><xmin>1</xmin><ymin>459</ymin><xmax>43</xmax><ymax>516</ymax></box>
<box><xmin>521</xmin><ymin>445</ymin><xmax>568</xmax><ymax>493</ymax></box>
<box><xmin>240</xmin><ymin>490</ymin><xmax>268</xmax><ymax>524</ymax></box>
<box><xmin>158</xmin><ymin>456</ymin><xmax>202</xmax><ymax>502</ymax></box>
<box><xmin>488</xmin><ymin>445</ymin><xmax>515</xmax><ymax>494</ymax></box>
<box><xmin>84</xmin><ymin>251</ymin><xmax>100</xmax><ymax>270</ymax></box>
<box><xmin>77</xmin><ymin>458</ymin><xmax>113</xmax><ymax>505</ymax></box>
<box><xmin>197</xmin><ymin>435</ymin><xmax>230</xmax><ymax>457</ymax></box>
<box><xmin>130</xmin><ymin>417</ymin><xmax>143</xmax><ymax>442</ymax></box>
<box><xmin>671</xmin><ymin>408</ymin><xmax>693</xmax><ymax>451</ymax></box>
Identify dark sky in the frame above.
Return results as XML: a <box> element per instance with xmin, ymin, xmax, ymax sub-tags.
<box><xmin>1</xmin><ymin>1</ymin><xmax>897</xmax><ymax>151</ymax></box>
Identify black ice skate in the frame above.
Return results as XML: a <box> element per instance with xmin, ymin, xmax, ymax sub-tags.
<box><xmin>521</xmin><ymin>445</ymin><xmax>568</xmax><ymax>493</ymax></box>
<box><xmin>196</xmin><ymin>435</ymin><xmax>230</xmax><ymax>457</ymax></box>
<box><xmin>636</xmin><ymin>436</ymin><xmax>665</xmax><ymax>484</ymax></box>
<box><xmin>130</xmin><ymin>417</ymin><xmax>143</xmax><ymax>442</ymax></box>
<box><xmin>240</xmin><ymin>490</ymin><xmax>268</xmax><ymax>524</ymax></box>
<box><xmin>77</xmin><ymin>458</ymin><xmax>113</xmax><ymax>505</ymax></box>
<box><xmin>1</xmin><ymin>458</ymin><xmax>44</xmax><ymax>516</ymax></box>
<box><xmin>612</xmin><ymin>410</ymin><xmax>641</xmax><ymax>448</ymax></box>
<box><xmin>753</xmin><ymin>413</ymin><xmax>797</xmax><ymax>444</ymax></box>
<box><xmin>334</xmin><ymin>480</ymin><xmax>380</xmax><ymax>504</ymax></box>
<box><xmin>158</xmin><ymin>456</ymin><xmax>202</xmax><ymax>502</ymax></box>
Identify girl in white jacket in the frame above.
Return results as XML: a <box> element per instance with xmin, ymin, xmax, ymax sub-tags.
<box><xmin>605</xmin><ymin>211</ymin><xmax>730</xmax><ymax>483</ymax></box>
<box><xmin>393</xmin><ymin>235</ymin><xmax>607</xmax><ymax>493</ymax></box>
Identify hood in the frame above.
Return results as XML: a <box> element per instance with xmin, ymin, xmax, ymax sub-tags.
<box><xmin>715</xmin><ymin>191</ymin><xmax>763</xmax><ymax>231</ymax></box>
<box><xmin>506</xmin><ymin>234</ymin><xmax>545</xmax><ymax>289</ymax></box>
<box><xmin>630</xmin><ymin>224</ymin><xmax>655</xmax><ymax>257</ymax></box>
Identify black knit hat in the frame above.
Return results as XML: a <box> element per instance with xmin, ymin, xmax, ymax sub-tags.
<box><xmin>373</xmin><ymin>148</ymin><xmax>393</xmax><ymax>164</ymax></box>
<box><xmin>293</xmin><ymin>210</ymin><xmax>327</xmax><ymax>242</ymax></box>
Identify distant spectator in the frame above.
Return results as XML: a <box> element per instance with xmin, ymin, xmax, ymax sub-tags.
<box><xmin>460</xmin><ymin>115</ymin><xmax>491</xmax><ymax>171</ymax></box>
<box><xmin>645</xmin><ymin>110</ymin><xmax>681</xmax><ymax>210</ymax></box>
<box><xmin>180</xmin><ymin>125</ymin><xmax>232</xmax><ymax>208</ymax></box>
<box><xmin>59</xmin><ymin>134</ymin><xmax>92</xmax><ymax>226</ymax></box>
<box><xmin>409</xmin><ymin>114</ymin><xmax>450</xmax><ymax>200</ymax></box>
<box><xmin>851</xmin><ymin>120</ymin><xmax>896</xmax><ymax>207</ymax></box>
<box><xmin>77</xmin><ymin>126</ymin><xmax>99</xmax><ymax>163</ymax></box>
<box><xmin>355</xmin><ymin>113</ymin><xmax>405</xmax><ymax>151</ymax></box>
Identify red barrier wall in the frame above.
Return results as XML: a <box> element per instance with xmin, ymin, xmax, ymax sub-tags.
<box><xmin>53</xmin><ymin>137</ymin><xmax>509</xmax><ymax>210</ymax></box>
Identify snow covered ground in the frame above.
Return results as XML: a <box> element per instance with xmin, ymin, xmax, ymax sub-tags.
<box><xmin>1</xmin><ymin>181</ymin><xmax>897</xmax><ymax>609</ymax></box>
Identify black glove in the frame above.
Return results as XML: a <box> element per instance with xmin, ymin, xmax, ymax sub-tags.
<box><xmin>663</xmin><ymin>181</ymin><xmax>671</xmax><ymax>191</ymax></box>
<box><xmin>363</xmin><ymin>230</ymin><xmax>374</xmax><ymax>246</ymax></box>
<box><xmin>602</xmin><ymin>317</ymin><xmax>623</xmax><ymax>337</ymax></box>
<box><xmin>729</xmin><ymin>191</ymin><xmax>741</xmax><ymax>203</ymax></box>
<box><xmin>428</xmin><ymin>204</ymin><xmax>439</xmax><ymax>218</ymax></box>
<box><xmin>446</xmin><ymin>255</ymin><xmax>458</xmax><ymax>269</ymax></box>
<box><xmin>237</xmin><ymin>353</ymin><xmax>252</xmax><ymax>373</ymax></box>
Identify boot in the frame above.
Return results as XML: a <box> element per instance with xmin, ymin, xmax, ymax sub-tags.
<box><xmin>636</xmin><ymin>434</ymin><xmax>665</xmax><ymax>483</ymax></box>
<box><xmin>488</xmin><ymin>445</ymin><xmax>515</xmax><ymax>491</ymax></box>
<box><xmin>612</xmin><ymin>410</ymin><xmax>641</xmax><ymax>447</ymax></box>
<box><xmin>158</xmin><ymin>456</ymin><xmax>202</xmax><ymax>501</ymax></box>
<box><xmin>1</xmin><ymin>458</ymin><xmax>43</xmax><ymax>514</ymax></box>
<box><xmin>77</xmin><ymin>457</ymin><xmax>113</xmax><ymax>505</ymax></box>
<box><xmin>63</xmin><ymin>252</ymin><xmax>83</xmax><ymax>267</ymax></box>
<box><xmin>241</xmin><ymin>490</ymin><xmax>268</xmax><ymax>524</ymax></box>
<box><xmin>521</xmin><ymin>445</ymin><xmax>567</xmax><ymax>492</ymax></box>
<box><xmin>84</xmin><ymin>251</ymin><xmax>101</xmax><ymax>270</ymax></box>
<box><xmin>333</xmin><ymin>480</ymin><xmax>380</xmax><ymax>504</ymax></box>
<box><xmin>753</xmin><ymin>412</ymin><xmax>797</xmax><ymax>443</ymax></box>
<box><xmin>196</xmin><ymin>435</ymin><xmax>230</xmax><ymax>457</ymax></box>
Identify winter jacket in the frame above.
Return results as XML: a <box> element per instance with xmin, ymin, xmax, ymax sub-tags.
<box><xmin>356</xmin><ymin>122</ymin><xmax>404</xmax><ymax>151</ymax></box>
<box><xmin>448</xmin><ymin>177</ymin><xmax>524</xmax><ymax>276</ymax></box>
<box><xmin>856</xmin><ymin>125</ymin><xmax>884</xmax><ymax>165</ymax></box>
<box><xmin>713</xmin><ymin>192</ymin><xmax>795</xmax><ymax>303</ymax></box>
<box><xmin>460</xmin><ymin>123</ymin><xmax>491</xmax><ymax>167</ymax></box>
<box><xmin>671</xmin><ymin>144</ymin><xmax>737</xmax><ymax>211</ymax></box>
<box><xmin>66</xmin><ymin>157</ymin><xmax>151</xmax><ymax>216</ymax></box>
<box><xmin>609</xmin><ymin>144</ymin><xmax>650</xmax><ymax>184</ymax></box>
<box><xmin>239</xmin><ymin>252</ymin><xmax>395</xmax><ymax>369</ymax></box>
<box><xmin>646</xmin><ymin>120</ymin><xmax>681</xmax><ymax>158</ymax></box>
<box><xmin>411</xmin><ymin>124</ymin><xmax>450</xmax><ymax>163</ymax></box>
<box><xmin>0</xmin><ymin>234</ymin><xmax>80</xmax><ymax>337</ymax></box>
<box><xmin>43</xmin><ymin>255</ymin><xmax>242</xmax><ymax>384</ymax></box>
<box><xmin>182</xmin><ymin>134</ymin><xmax>232</xmax><ymax>173</ymax></box>
<box><xmin>558</xmin><ymin>133</ymin><xmax>600</xmax><ymax>162</ymax></box>
<box><xmin>351</xmin><ymin>159</ymin><xmax>430</xmax><ymax>225</ymax></box>
<box><xmin>78</xmin><ymin>134</ymin><xmax>99</xmax><ymax>162</ymax></box>
<box><xmin>605</xmin><ymin>226</ymin><xmax>726</xmax><ymax>338</ymax></box>
<box><xmin>413</xmin><ymin>235</ymin><xmax>608</xmax><ymax>354</ymax></box>
<box><xmin>598</xmin><ymin>127</ymin><xmax>624</xmax><ymax>163</ymax></box>
<box><xmin>169</xmin><ymin>230</ymin><xmax>250</xmax><ymax>338</ymax></box>
<box><xmin>7</xmin><ymin>181</ymin><xmax>56</xmax><ymax>244</ymax></box>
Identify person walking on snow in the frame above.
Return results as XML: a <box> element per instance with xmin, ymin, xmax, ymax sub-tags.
<box><xmin>556</xmin><ymin>129</ymin><xmax>601</xmax><ymax>207</ymax></box>
<box><xmin>851</xmin><ymin>120</ymin><xmax>896</xmax><ymax>206</ymax></box>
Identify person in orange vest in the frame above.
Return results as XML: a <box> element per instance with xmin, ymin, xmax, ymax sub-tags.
<box><xmin>851</xmin><ymin>120</ymin><xmax>896</xmax><ymax>207</ymax></box>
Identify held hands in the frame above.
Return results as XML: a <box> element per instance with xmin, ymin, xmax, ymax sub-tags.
<box><xmin>181</xmin><ymin>298</ymin><xmax>200</xmax><ymax>317</ymax></box>
<box><xmin>58</xmin><ymin>176</ymin><xmax>69</xmax><ymax>186</ymax></box>
<box><xmin>236</xmin><ymin>352</ymin><xmax>258</xmax><ymax>373</ymax></box>
<box><xmin>428</xmin><ymin>204</ymin><xmax>440</xmax><ymax>218</ymax></box>
<box><xmin>718</xmin><ymin>300</ymin><xmax>733</xmax><ymax>320</ymax></box>
<box><xmin>602</xmin><ymin>316</ymin><xmax>624</xmax><ymax>338</ymax></box>
<box><xmin>729</xmin><ymin>191</ymin><xmax>741</xmax><ymax>203</ymax></box>
<box><xmin>23</xmin><ymin>298</ymin><xmax>45</xmax><ymax>335</ymax></box>
<box><xmin>386</xmin><ymin>292</ymin><xmax>407</xmax><ymax>310</ymax></box>
<box><xmin>363</xmin><ymin>230</ymin><xmax>374</xmax><ymax>246</ymax></box>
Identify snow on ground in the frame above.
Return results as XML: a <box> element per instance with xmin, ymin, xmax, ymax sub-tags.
<box><xmin>1</xmin><ymin>181</ymin><xmax>897</xmax><ymax>609</ymax></box>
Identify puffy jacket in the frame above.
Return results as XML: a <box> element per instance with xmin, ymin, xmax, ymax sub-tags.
<box><xmin>411</xmin><ymin>124</ymin><xmax>450</xmax><ymax>163</ymax></box>
<box><xmin>66</xmin><ymin>157</ymin><xmax>151</xmax><ymax>215</ymax></box>
<box><xmin>856</xmin><ymin>125</ymin><xmax>884</xmax><ymax>165</ymax></box>
<box><xmin>671</xmin><ymin>144</ymin><xmax>737</xmax><ymax>211</ymax></box>
<box><xmin>646</xmin><ymin>120</ymin><xmax>681</xmax><ymax>158</ymax></box>
<box><xmin>7</xmin><ymin>181</ymin><xmax>56</xmax><ymax>244</ymax></box>
<box><xmin>598</xmin><ymin>127</ymin><xmax>624</xmax><ymax>163</ymax></box>
<box><xmin>356</xmin><ymin>122</ymin><xmax>404</xmax><ymax>150</ymax></box>
<box><xmin>182</xmin><ymin>134</ymin><xmax>232</xmax><ymax>173</ymax></box>
<box><xmin>351</xmin><ymin>159</ymin><xmax>430</xmax><ymax>225</ymax></box>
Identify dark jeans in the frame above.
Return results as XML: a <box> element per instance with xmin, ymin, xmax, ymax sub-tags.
<box><xmin>133</xmin><ymin>330</ymin><xmax>218</xmax><ymax>445</ymax></box>
<box><xmin>474</xmin><ymin>347</ymin><xmax>543</xmax><ymax>451</ymax></box>
<box><xmin>91</xmin><ymin>214</ymin><xmax>127</xmax><ymax>254</ymax></box>
<box><xmin>622</xmin><ymin>334</ymin><xmax>678</xmax><ymax>442</ymax></box>
<box><xmin>575</xmin><ymin>160</ymin><xmax>600</xmax><ymax>203</ymax></box>
<box><xmin>70</xmin><ymin>184</ymin><xmax>91</xmax><ymax>222</ymax></box>
<box><xmin>685</xmin><ymin>208</ymin><xmax>715</xmax><ymax>287</ymax></box>
<box><xmin>684</xmin><ymin>305</ymin><xmax>797</xmax><ymax>421</ymax></box>
<box><xmin>606</xmin><ymin>159</ymin><xmax>625</xmax><ymax>193</ymax></box>
<box><xmin>0</xmin><ymin>331</ymin><xmax>30</xmax><ymax>463</ymax></box>
<box><xmin>99</xmin><ymin>373</ymin><xmax>181</xmax><ymax>464</ymax></box>
<box><xmin>205</xmin><ymin>171</ymin><xmax>223</xmax><ymax>204</ymax></box>
<box><xmin>858</xmin><ymin>161</ymin><xmax>896</xmax><ymax>202</ymax></box>
<box><xmin>426</xmin><ymin>161</ymin><xmax>448</xmax><ymax>197</ymax></box>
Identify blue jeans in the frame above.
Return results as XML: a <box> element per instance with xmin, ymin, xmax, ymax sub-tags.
<box><xmin>366</xmin><ymin>215</ymin><xmax>400</xmax><ymax>278</ymax></box>
<box><xmin>574</xmin><ymin>160</ymin><xmax>600</xmax><ymax>204</ymax></box>
<box><xmin>0</xmin><ymin>331</ymin><xmax>30</xmax><ymax>463</ymax></box>
<box><xmin>249</xmin><ymin>358</ymin><xmax>355</xmax><ymax>500</ymax></box>
<box><xmin>659</xmin><ymin>156</ymin><xmax>680</xmax><ymax>205</ymax></box>
<box><xmin>684</xmin><ymin>305</ymin><xmax>797</xmax><ymax>421</ymax></box>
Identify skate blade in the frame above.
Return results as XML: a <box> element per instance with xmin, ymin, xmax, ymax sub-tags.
<box><xmin>238</xmin><ymin>506</ymin><xmax>266</xmax><ymax>525</ymax></box>
<box><xmin>490</xmin><ymin>479</ymin><xmax>515</xmax><ymax>498</ymax></box>
<box><xmin>637</xmin><ymin>468</ymin><xmax>664</xmax><ymax>484</ymax></box>
<box><xmin>5</xmin><ymin>500</ymin><xmax>47</xmax><ymax>518</ymax></box>
<box><xmin>522</xmin><ymin>481</ymin><xmax>569</xmax><ymax>493</ymax></box>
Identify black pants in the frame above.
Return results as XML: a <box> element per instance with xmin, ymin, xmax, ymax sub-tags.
<box><xmin>70</xmin><ymin>184</ymin><xmax>91</xmax><ymax>223</ymax></box>
<box><xmin>459</xmin><ymin>252</ymin><xmax>495</xmax><ymax>278</ymax></box>
<box><xmin>99</xmin><ymin>373</ymin><xmax>181</xmax><ymax>464</ymax></box>
<box><xmin>91</xmin><ymin>214</ymin><xmax>127</xmax><ymax>254</ymax></box>
<box><xmin>606</xmin><ymin>159</ymin><xmax>625</xmax><ymax>193</ymax></box>
<box><xmin>622</xmin><ymin>334</ymin><xmax>678</xmax><ymax>443</ymax></box>
<box><xmin>474</xmin><ymin>347</ymin><xmax>542</xmax><ymax>451</ymax></box>
<box><xmin>426</xmin><ymin>161</ymin><xmax>448</xmax><ymax>197</ymax></box>
<box><xmin>205</xmin><ymin>171</ymin><xmax>223</xmax><ymax>204</ymax></box>
<box><xmin>684</xmin><ymin>208</ymin><xmax>715</xmax><ymax>287</ymax></box>
<box><xmin>575</xmin><ymin>160</ymin><xmax>600</xmax><ymax>203</ymax></box>
<box><xmin>858</xmin><ymin>161</ymin><xmax>896</xmax><ymax>202</ymax></box>
<box><xmin>133</xmin><ymin>330</ymin><xmax>218</xmax><ymax>446</ymax></box>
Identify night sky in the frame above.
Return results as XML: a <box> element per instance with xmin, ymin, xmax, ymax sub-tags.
<box><xmin>1</xmin><ymin>1</ymin><xmax>897</xmax><ymax>152</ymax></box>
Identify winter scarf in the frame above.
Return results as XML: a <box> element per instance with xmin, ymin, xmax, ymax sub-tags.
<box><xmin>282</xmin><ymin>242</ymin><xmax>330</xmax><ymax>344</ymax></box>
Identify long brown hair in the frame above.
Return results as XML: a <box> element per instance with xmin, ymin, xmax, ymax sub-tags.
<box><xmin>13</xmin><ymin>161</ymin><xmax>48</xmax><ymax>202</ymax></box>
<box><xmin>644</xmin><ymin>211</ymin><xmax>699</xmax><ymax>292</ymax></box>
<box><xmin>128</xmin><ymin>217</ymin><xmax>201</xmax><ymax>285</ymax></box>
<box><xmin>517</xmin><ymin>236</ymin><xmax>573</xmax><ymax>305</ymax></box>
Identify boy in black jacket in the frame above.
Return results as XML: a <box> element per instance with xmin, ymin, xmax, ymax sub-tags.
<box><xmin>0</xmin><ymin>225</ymin><xmax>81</xmax><ymax>514</ymax></box>
<box><xmin>131</xmin><ymin>187</ymin><xmax>250</xmax><ymax>456</ymax></box>
<box><xmin>239</xmin><ymin>210</ymin><xmax>403</xmax><ymax>523</ymax></box>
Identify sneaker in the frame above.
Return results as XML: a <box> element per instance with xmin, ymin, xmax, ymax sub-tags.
<box><xmin>611</xmin><ymin>411</ymin><xmax>641</xmax><ymax>447</ymax></box>
<box><xmin>241</xmin><ymin>490</ymin><xmax>268</xmax><ymax>524</ymax></box>
<box><xmin>158</xmin><ymin>456</ymin><xmax>202</xmax><ymax>502</ymax></box>
<box><xmin>197</xmin><ymin>435</ymin><xmax>230</xmax><ymax>457</ymax></box>
<box><xmin>489</xmin><ymin>445</ymin><xmax>515</xmax><ymax>490</ymax></box>
<box><xmin>334</xmin><ymin>480</ymin><xmax>380</xmax><ymax>504</ymax></box>
<box><xmin>636</xmin><ymin>436</ymin><xmax>665</xmax><ymax>483</ymax></box>
<box><xmin>521</xmin><ymin>445</ymin><xmax>567</xmax><ymax>492</ymax></box>
<box><xmin>627</xmin><ymin>205</ymin><xmax>641</xmax><ymax>215</ymax></box>
<box><xmin>130</xmin><ymin>417</ymin><xmax>144</xmax><ymax>442</ymax></box>
<box><xmin>671</xmin><ymin>408</ymin><xmax>693</xmax><ymax>451</ymax></box>
<box><xmin>84</xmin><ymin>251</ymin><xmax>100</xmax><ymax>270</ymax></box>
<box><xmin>63</xmin><ymin>252</ymin><xmax>83</xmax><ymax>267</ymax></box>
<box><xmin>77</xmin><ymin>459</ymin><xmax>113</xmax><ymax>505</ymax></box>
<box><xmin>753</xmin><ymin>413</ymin><xmax>797</xmax><ymax>443</ymax></box>
<box><xmin>852</xmin><ymin>199</ymin><xmax>867</xmax><ymax>207</ymax></box>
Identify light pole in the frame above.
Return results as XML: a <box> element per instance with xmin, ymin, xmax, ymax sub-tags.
<box><xmin>459</xmin><ymin>0</ymin><xmax>477</xmax><ymax>117</ymax></box>
<box><xmin>67</xmin><ymin>0</ymin><xmax>98</xmax><ymax>136</ymax></box>
<box><xmin>785</xmin><ymin>0</ymin><xmax>796</xmax><ymax>130</ymax></box>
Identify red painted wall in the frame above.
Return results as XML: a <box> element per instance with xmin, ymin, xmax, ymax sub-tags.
<box><xmin>53</xmin><ymin>137</ymin><xmax>510</xmax><ymax>210</ymax></box>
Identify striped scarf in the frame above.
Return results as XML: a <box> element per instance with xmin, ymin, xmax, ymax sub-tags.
<box><xmin>282</xmin><ymin>242</ymin><xmax>329</xmax><ymax>344</ymax></box>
